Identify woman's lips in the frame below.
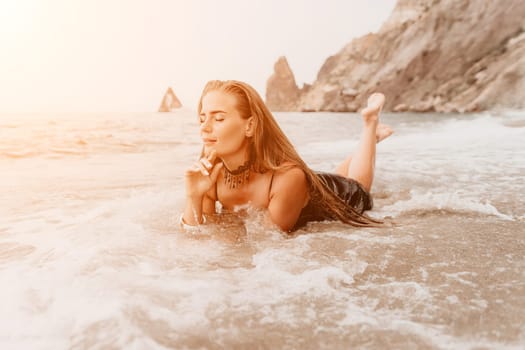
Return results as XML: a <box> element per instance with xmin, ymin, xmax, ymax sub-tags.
<box><xmin>202</xmin><ymin>138</ymin><xmax>216</xmax><ymax>145</ymax></box>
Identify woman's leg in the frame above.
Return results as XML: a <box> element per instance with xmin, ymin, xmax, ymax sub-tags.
<box><xmin>334</xmin><ymin>93</ymin><xmax>387</xmax><ymax>192</ymax></box>
<box><xmin>335</xmin><ymin>123</ymin><xmax>393</xmax><ymax>177</ymax></box>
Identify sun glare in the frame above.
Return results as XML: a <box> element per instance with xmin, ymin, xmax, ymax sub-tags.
<box><xmin>0</xmin><ymin>0</ymin><xmax>36</xmax><ymax>37</ymax></box>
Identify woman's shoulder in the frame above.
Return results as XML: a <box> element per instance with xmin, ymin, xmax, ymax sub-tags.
<box><xmin>271</xmin><ymin>163</ymin><xmax>308</xmax><ymax>193</ymax></box>
<box><xmin>273</xmin><ymin>161</ymin><xmax>304</xmax><ymax>176</ymax></box>
<box><xmin>268</xmin><ymin>163</ymin><xmax>310</xmax><ymax>222</ymax></box>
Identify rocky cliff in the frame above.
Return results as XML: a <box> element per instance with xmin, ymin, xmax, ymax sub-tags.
<box><xmin>266</xmin><ymin>0</ymin><xmax>525</xmax><ymax>112</ymax></box>
<box><xmin>158</xmin><ymin>87</ymin><xmax>182</xmax><ymax>112</ymax></box>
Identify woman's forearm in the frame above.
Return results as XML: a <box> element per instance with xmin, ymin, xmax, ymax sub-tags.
<box><xmin>182</xmin><ymin>195</ymin><xmax>205</xmax><ymax>226</ymax></box>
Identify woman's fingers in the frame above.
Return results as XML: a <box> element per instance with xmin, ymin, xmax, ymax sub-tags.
<box><xmin>197</xmin><ymin>162</ymin><xmax>210</xmax><ymax>176</ymax></box>
<box><xmin>209</xmin><ymin>162</ymin><xmax>223</xmax><ymax>182</ymax></box>
<box><xmin>187</xmin><ymin>161</ymin><xmax>209</xmax><ymax>176</ymax></box>
<box><xmin>200</xmin><ymin>157</ymin><xmax>212</xmax><ymax>169</ymax></box>
<box><xmin>207</xmin><ymin>149</ymin><xmax>217</xmax><ymax>164</ymax></box>
<box><xmin>187</xmin><ymin>150</ymin><xmax>220</xmax><ymax>178</ymax></box>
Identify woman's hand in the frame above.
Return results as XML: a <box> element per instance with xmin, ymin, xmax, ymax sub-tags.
<box><xmin>185</xmin><ymin>150</ymin><xmax>223</xmax><ymax>199</ymax></box>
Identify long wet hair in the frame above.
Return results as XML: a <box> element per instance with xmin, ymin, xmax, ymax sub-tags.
<box><xmin>198</xmin><ymin>79</ymin><xmax>380</xmax><ymax>227</ymax></box>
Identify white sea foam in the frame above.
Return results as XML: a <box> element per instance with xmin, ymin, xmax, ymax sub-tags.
<box><xmin>376</xmin><ymin>189</ymin><xmax>516</xmax><ymax>220</ymax></box>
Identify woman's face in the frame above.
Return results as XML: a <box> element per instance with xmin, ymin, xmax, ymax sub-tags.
<box><xmin>199</xmin><ymin>90</ymin><xmax>251</xmax><ymax>158</ymax></box>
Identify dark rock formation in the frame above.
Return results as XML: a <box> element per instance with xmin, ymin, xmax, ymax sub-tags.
<box><xmin>158</xmin><ymin>87</ymin><xmax>182</xmax><ymax>112</ymax></box>
<box><xmin>266</xmin><ymin>57</ymin><xmax>305</xmax><ymax>111</ymax></box>
<box><xmin>266</xmin><ymin>0</ymin><xmax>525</xmax><ymax>112</ymax></box>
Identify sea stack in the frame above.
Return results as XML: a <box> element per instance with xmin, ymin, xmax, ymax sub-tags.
<box><xmin>158</xmin><ymin>87</ymin><xmax>182</xmax><ymax>112</ymax></box>
<box><xmin>266</xmin><ymin>56</ymin><xmax>309</xmax><ymax>111</ymax></box>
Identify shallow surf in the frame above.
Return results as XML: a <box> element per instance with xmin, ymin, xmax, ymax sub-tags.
<box><xmin>1</xmin><ymin>110</ymin><xmax>524</xmax><ymax>349</ymax></box>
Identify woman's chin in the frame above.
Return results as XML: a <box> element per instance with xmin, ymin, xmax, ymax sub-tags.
<box><xmin>204</xmin><ymin>145</ymin><xmax>223</xmax><ymax>158</ymax></box>
<box><xmin>203</xmin><ymin>144</ymin><xmax>216</xmax><ymax>152</ymax></box>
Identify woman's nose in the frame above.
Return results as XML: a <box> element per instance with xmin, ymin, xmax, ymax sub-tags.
<box><xmin>200</xmin><ymin>117</ymin><xmax>212</xmax><ymax>132</ymax></box>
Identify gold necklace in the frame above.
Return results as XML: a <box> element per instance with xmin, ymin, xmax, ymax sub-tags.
<box><xmin>224</xmin><ymin>160</ymin><xmax>251</xmax><ymax>189</ymax></box>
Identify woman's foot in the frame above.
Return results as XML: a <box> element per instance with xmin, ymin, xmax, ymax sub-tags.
<box><xmin>376</xmin><ymin>123</ymin><xmax>393</xmax><ymax>143</ymax></box>
<box><xmin>361</xmin><ymin>93</ymin><xmax>385</xmax><ymax>125</ymax></box>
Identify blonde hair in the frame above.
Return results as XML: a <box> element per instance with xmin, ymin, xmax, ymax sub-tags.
<box><xmin>198</xmin><ymin>80</ymin><xmax>379</xmax><ymax>227</ymax></box>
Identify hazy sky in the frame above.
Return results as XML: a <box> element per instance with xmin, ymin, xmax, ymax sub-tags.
<box><xmin>0</xmin><ymin>0</ymin><xmax>397</xmax><ymax>113</ymax></box>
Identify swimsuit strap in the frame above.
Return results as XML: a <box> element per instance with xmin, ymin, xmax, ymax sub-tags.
<box><xmin>214</xmin><ymin>179</ymin><xmax>219</xmax><ymax>201</ymax></box>
<box><xmin>268</xmin><ymin>171</ymin><xmax>276</xmax><ymax>198</ymax></box>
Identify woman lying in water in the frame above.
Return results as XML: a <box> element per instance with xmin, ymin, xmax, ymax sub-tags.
<box><xmin>180</xmin><ymin>80</ymin><xmax>392</xmax><ymax>232</ymax></box>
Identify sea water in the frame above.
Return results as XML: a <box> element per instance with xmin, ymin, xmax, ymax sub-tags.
<box><xmin>0</xmin><ymin>109</ymin><xmax>524</xmax><ymax>349</ymax></box>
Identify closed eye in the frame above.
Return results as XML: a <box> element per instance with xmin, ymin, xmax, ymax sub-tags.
<box><xmin>199</xmin><ymin>111</ymin><xmax>226</xmax><ymax>123</ymax></box>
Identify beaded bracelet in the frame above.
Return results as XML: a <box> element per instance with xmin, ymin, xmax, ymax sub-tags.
<box><xmin>179</xmin><ymin>214</ymin><xmax>207</xmax><ymax>231</ymax></box>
